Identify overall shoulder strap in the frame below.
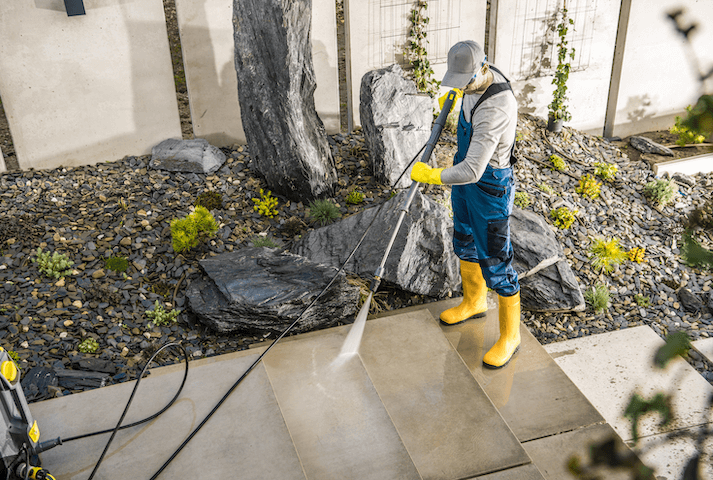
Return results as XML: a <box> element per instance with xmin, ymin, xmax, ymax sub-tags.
<box><xmin>467</xmin><ymin>67</ymin><xmax>518</xmax><ymax>166</ymax></box>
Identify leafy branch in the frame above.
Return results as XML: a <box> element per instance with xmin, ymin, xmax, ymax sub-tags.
<box><xmin>404</xmin><ymin>1</ymin><xmax>440</xmax><ymax>97</ymax></box>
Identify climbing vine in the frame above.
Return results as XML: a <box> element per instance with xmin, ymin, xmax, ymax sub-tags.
<box><xmin>405</xmin><ymin>1</ymin><xmax>440</xmax><ymax>97</ymax></box>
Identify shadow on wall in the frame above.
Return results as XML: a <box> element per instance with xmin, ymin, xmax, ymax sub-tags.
<box><xmin>516</xmin><ymin>83</ymin><xmax>538</xmax><ymax>115</ymax></box>
<box><xmin>623</xmin><ymin>93</ymin><xmax>655</xmax><ymax>123</ymax></box>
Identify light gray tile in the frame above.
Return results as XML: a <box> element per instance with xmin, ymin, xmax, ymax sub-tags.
<box><xmin>360</xmin><ymin>310</ymin><xmax>529</xmax><ymax>480</ymax></box>
<box><xmin>263</xmin><ymin>328</ymin><xmax>421</xmax><ymax>480</ymax></box>
<box><xmin>475</xmin><ymin>463</ymin><xmax>544</xmax><ymax>479</ymax></box>
<box><xmin>544</xmin><ymin>326</ymin><xmax>713</xmax><ymax>440</ymax></box>
<box><xmin>30</xmin><ymin>352</ymin><xmax>306</xmax><ymax>480</ymax></box>
<box><xmin>693</xmin><ymin>337</ymin><xmax>713</xmax><ymax>364</ymax></box>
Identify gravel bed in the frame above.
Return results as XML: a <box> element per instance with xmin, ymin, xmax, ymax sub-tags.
<box><xmin>1</xmin><ymin>114</ymin><xmax>712</xmax><ymax>400</ymax></box>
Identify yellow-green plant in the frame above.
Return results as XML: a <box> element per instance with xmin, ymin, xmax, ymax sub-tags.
<box><xmin>589</xmin><ymin>237</ymin><xmax>627</xmax><ymax>273</ymax></box>
<box><xmin>32</xmin><ymin>247</ymin><xmax>74</xmax><ymax>279</ymax></box>
<box><xmin>576</xmin><ymin>174</ymin><xmax>601</xmax><ymax>199</ymax></box>
<box><xmin>549</xmin><ymin>154</ymin><xmax>568</xmax><ymax>172</ymax></box>
<box><xmin>550</xmin><ymin>206</ymin><xmax>577</xmax><ymax>229</ymax></box>
<box><xmin>7</xmin><ymin>350</ymin><xmax>21</xmax><ymax>369</ymax></box>
<box><xmin>671</xmin><ymin>105</ymin><xmax>708</xmax><ymax>146</ymax></box>
<box><xmin>584</xmin><ymin>283</ymin><xmax>610</xmax><ymax>314</ymax></box>
<box><xmin>538</xmin><ymin>183</ymin><xmax>556</xmax><ymax>195</ymax></box>
<box><xmin>78</xmin><ymin>338</ymin><xmax>99</xmax><ymax>354</ymax></box>
<box><xmin>634</xmin><ymin>294</ymin><xmax>651</xmax><ymax>307</ymax></box>
<box><xmin>252</xmin><ymin>189</ymin><xmax>279</xmax><ymax>218</ymax></box>
<box><xmin>145</xmin><ymin>300</ymin><xmax>180</xmax><ymax>327</ymax></box>
<box><xmin>594</xmin><ymin>161</ymin><xmax>618</xmax><ymax>182</ymax></box>
<box><xmin>170</xmin><ymin>206</ymin><xmax>219</xmax><ymax>253</ymax></box>
<box><xmin>308</xmin><ymin>199</ymin><xmax>342</xmax><ymax>226</ymax></box>
<box><xmin>405</xmin><ymin>0</ymin><xmax>440</xmax><ymax>97</ymax></box>
<box><xmin>628</xmin><ymin>247</ymin><xmax>645</xmax><ymax>263</ymax></box>
<box><xmin>104</xmin><ymin>255</ymin><xmax>129</xmax><ymax>273</ymax></box>
<box><xmin>643</xmin><ymin>178</ymin><xmax>677</xmax><ymax>206</ymax></box>
<box><xmin>514</xmin><ymin>191</ymin><xmax>531</xmax><ymax>209</ymax></box>
<box><xmin>346</xmin><ymin>190</ymin><xmax>365</xmax><ymax>205</ymax></box>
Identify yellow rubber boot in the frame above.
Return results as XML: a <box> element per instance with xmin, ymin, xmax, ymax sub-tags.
<box><xmin>483</xmin><ymin>292</ymin><xmax>521</xmax><ymax>368</ymax></box>
<box><xmin>440</xmin><ymin>260</ymin><xmax>488</xmax><ymax>325</ymax></box>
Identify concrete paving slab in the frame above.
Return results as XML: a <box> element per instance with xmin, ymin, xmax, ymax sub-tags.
<box><xmin>360</xmin><ymin>310</ymin><xmax>530</xmax><ymax>479</ymax></box>
<box><xmin>262</xmin><ymin>325</ymin><xmax>421</xmax><ymax>480</ymax></box>
<box><xmin>544</xmin><ymin>326</ymin><xmax>713</xmax><ymax>441</ymax></box>
<box><xmin>474</xmin><ymin>464</ymin><xmax>544</xmax><ymax>479</ymax></box>
<box><xmin>30</xmin><ymin>352</ymin><xmax>306</xmax><ymax>480</ymax></box>
<box><xmin>634</xmin><ymin>427</ymin><xmax>713</xmax><ymax>480</ymax></box>
<box><xmin>523</xmin><ymin>423</ymin><xmax>633</xmax><ymax>480</ymax></box>
<box><xmin>376</xmin><ymin>296</ymin><xmax>604</xmax><ymax>442</ymax></box>
<box><xmin>693</xmin><ymin>337</ymin><xmax>713</xmax><ymax>364</ymax></box>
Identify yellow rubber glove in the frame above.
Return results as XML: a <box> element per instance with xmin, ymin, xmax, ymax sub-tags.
<box><xmin>411</xmin><ymin>162</ymin><xmax>443</xmax><ymax>185</ymax></box>
<box><xmin>439</xmin><ymin>88</ymin><xmax>463</xmax><ymax>112</ymax></box>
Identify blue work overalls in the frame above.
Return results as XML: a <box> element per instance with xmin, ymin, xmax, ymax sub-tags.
<box><xmin>451</xmin><ymin>81</ymin><xmax>519</xmax><ymax>297</ymax></box>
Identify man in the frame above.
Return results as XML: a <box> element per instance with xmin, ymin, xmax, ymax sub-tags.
<box><xmin>410</xmin><ymin>40</ymin><xmax>520</xmax><ymax>368</ymax></box>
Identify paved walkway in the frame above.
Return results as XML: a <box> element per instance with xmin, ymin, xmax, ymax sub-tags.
<box><xmin>28</xmin><ymin>296</ymin><xmax>699</xmax><ymax>479</ymax></box>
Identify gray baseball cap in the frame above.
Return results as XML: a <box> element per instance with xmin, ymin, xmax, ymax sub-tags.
<box><xmin>441</xmin><ymin>40</ymin><xmax>486</xmax><ymax>89</ymax></box>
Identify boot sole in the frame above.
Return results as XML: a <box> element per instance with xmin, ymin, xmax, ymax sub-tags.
<box><xmin>482</xmin><ymin>345</ymin><xmax>520</xmax><ymax>369</ymax></box>
<box><xmin>439</xmin><ymin>311</ymin><xmax>486</xmax><ymax>326</ymax></box>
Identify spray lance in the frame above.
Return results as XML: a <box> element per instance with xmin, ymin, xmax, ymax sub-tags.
<box><xmin>337</xmin><ymin>88</ymin><xmax>462</xmax><ymax>356</ymax></box>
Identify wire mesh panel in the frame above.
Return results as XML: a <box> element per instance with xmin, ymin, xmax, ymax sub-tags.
<box><xmin>508</xmin><ymin>0</ymin><xmax>597</xmax><ymax>81</ymax></box>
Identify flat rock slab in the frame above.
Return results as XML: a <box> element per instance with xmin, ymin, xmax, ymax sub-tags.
<box><xmin>150</xmin><ymin>138</ymin><xmax>226</xmax><ymax>174</ymax></box>
<box><xmin>629</xmin><ymin>136</ymin><xmax>674</xmax><ymax>156</ymax></box>
<box><xmin>187</xmin><ymin>247</ymin><xmax>360</xmax><ymax>334</ymax></box>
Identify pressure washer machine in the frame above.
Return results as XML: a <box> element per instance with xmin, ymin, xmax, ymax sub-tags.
<box><xmin>0</xmin><ymin>347</ymin><xmax>57</xmax><ymax>480</ymax></box>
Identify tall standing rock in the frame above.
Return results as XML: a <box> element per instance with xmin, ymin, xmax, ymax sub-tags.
<box><xmin>360</xmin><ymin>64</ymin><xmax>432</xmax><ymax>189</ymax></box>
<box><xmin>233</xmin><ymin>0</ymin><xmax>337</xmax><ymax>202</ymax></box>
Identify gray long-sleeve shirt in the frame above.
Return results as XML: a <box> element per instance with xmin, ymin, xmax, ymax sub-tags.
<box><xmin>440</xmin><ymin>68</ymin><xmax>518</xmax><ymax>185</ymax></box>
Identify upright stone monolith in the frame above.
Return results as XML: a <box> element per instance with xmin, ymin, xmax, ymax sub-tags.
<box><xmin>233</xmin><ymin>0</ymin><xmax>337</xmax><ymax>202</ymax></box>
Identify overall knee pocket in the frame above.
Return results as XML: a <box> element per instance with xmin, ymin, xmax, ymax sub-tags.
<box><xmin>487</xmin><ymin>218</ymin><xmax>509</xmax><ymax>259</ymax></box>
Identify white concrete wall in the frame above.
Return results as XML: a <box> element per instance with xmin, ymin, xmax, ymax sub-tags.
<box><xmin>610</xmin><ymin>0</ymin><xmax>713</xmax><ymax>137</ymax></box>
<box><xmin>0</xmin><ymin>0</ymin><xmax>181</xmax><ymax>170</ymax></box>
<box><xmin>345</xmin><ymin>0</ymin><xmax>488</xmax><ymax>128</ymax></box>
<box><xmin>175</xmin><ymin>0</ymin><xmax>340</xmax><ymax>147</ymax></box>
<box><xmin>490</xmin><ymin>0</ymin><xmax>621</xmax><ymax>136</ymax></box>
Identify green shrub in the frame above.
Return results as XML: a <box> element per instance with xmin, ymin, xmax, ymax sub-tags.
<box><xmin>32</xmin><ymin>247</ymin><xmax>74</xmax><ymax>279</ymax></box>
<box><xmin>549</xmin><ymin>154</ymin><xmax>568</xmax><ymax>172</ymax></box>
<box><xmin>145</xmin><ymin>300</ymin><xmax>180</xmax><ymax>327</ymax></box>
<box><xmin>550</xmin><ymin>207</ymin><xmax>577</xmax><ymax>229</ymax></box>
<box><xmin>634</xmin><ymin>294</ymin><xmax>651</xmax><ymax>307</ymax></box>
<box><xmin>538</xmin><ymin>183</ymin><xmax>556</xmax><ymax>195</ymax></box>
<box><xmin>308</xmin><ymin>199</ymin><xmax>342</xmax><ymax>226</ymax></box>
<box><xmin>671</xmin><ymin>105</ymin><xmax>708</xmax><ymax>146</ymax></box>
<box><xmin>594</xmin><ymin>161</ymin><xmax>618</xmax><ymax>182</ymax></box>
<box><xmin>576</xmin><ymin>174</ymin><xmax>601</xmax><ymax>199</ymax></box>
<box><xmin>514</xmin><ymin>191</ymin><xmax>531</xmax><ymax>209</ymax></box>
<box><xmin>252</xmin><ymin>189</ymin><xmax>279</xmax><ymax>218</ymax></box>
<box><xmin>78</xmin><ymin>338</ymin><xmax>99</xmax><ymax>354</ymax></box>
<box><xmin>643</xmin><ymin>179</ymin><xmax>677</xmax><ymax>206</ymax></box>
<box><xmin>584</xmin><ymin>284</ymin><xmax>610</xmax><ymax>314</ymax></box>
<box><xmin>170</xmin><ymin>206</ymin><xmax>219</xmax><ymax>253</ymax></box>
<box><xmin>195</xmin><ymin>191</ymin><xmax>223</xmax><ymax>211</ymax></box>
<box><xmin>346</xmin><ymin>190</ymin><xmax>365</xmax><ymax>205</ymax></box>
<box><xmin>681</xmin><ymin>232</ymin><xmax>713</xmax><ymax>270</ymax></box>
<box><xmin>104</xmin><ymin>255</ymin><xmax>129</xmax><ymax>273</ymax></box>
<box><xmin>252</xmin><ymin>236</ymin><xmax>279</xmax><ymax>248</ymax></box>
<box><xmin>589</xmin><ymin>237</ymin><xmax>627</xmax><ymax>273</ymax></box>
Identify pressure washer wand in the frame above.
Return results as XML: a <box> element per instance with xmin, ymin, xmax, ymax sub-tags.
<box><xmin>369</xmin><ymin>89</ymin><xmax>459</xmax><ymax>295</ymax></box>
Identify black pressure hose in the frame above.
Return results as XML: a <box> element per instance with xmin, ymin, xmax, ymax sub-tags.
<box><xmin>149</xmin><ymin>90</ymin><xmax>459</xmax><ymax>479</ymax></box>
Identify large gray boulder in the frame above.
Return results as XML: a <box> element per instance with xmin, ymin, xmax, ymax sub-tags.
<box><xmin>150</xmin><ymin>138</ymin><xmax>226</xmax><ymax>174</ymax></box>
<box><xmin>360</xmin><ymin>64</ymin><xmax>432</xmax><ymax>189</ymax></box>
<box><xmin>292</xmin><ymin>189</ymin><xmax>459</xmax><ymax>297</ymax></box>
<box><xmin>511</xmin><ymin>208</ymin><xmax>585</xmax><ymax>312</ymax></box>
<box><xmin>186</xmin><ymin>248</ymin><xmax>360</xmax><ymax>334</ymax></box>
<box><xmin>233</xmin><ymin>0</ymin><xmax>337</xmax><ymax>202</ymax></box>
